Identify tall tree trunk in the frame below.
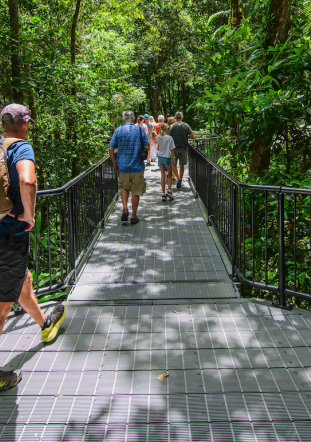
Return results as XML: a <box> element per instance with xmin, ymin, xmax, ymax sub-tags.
<box><xmin>265</xmin><ymin>0</ymin><xmax>291</xmax><ymax>47</ymax></box>
<box><xmin>8</xmin><ymin>0</ymin><xmax>23</xmax><ymax>103</ymax></box>
<box><xmin>69</xmin><ymin>0</ymin><xmax>81</xmax><ymax>178</ymax></box>
<box><xmin>153</xmin><ymin>76</ymin><xmax>159</xmax><ymax>119</ymax></box>
<box><xmin>231</xmin><ymin>0</ymin><xmax>240</xmax><ymax>27</ymax></box>
<box><xmin>161</xmin><ymin>86</ymin><xmax>167</xmax><ymax>116</ymax></box>
<box><xmin>181</xmin><ymin>81</ymin><xmax>187</xmax><ymax>114</ymax></box>
<box><xmin>153</xmin><ymin>51</ymin><xmax>163</xmax><ymax>119</ymax></box>
<box><xmin>168</xmin><ymin>77</ymin><xmax>172</xmax><ymax>115</ymax></box>
<box><xmin>249</xmin><ymin>0</ymin><xmax>292</xmax><ymax>176</ymax></box>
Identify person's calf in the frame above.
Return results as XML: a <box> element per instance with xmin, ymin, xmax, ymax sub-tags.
<box><xmin>131</xmin><ymin>194</ymin><xmax>140</xmax><ymax>219</ymax></box>
<box><xmin>0</xmin><ymin>302</ymin><xmax>13</xmax><ymax>335</ymax></box>
<box><xmin>180</xmin><ymin>165</ymin><xmax>185</xmax><ymax>181</ymax></box>
<box><xmin>18</xmin><ymin>272</ymin><xmax>45</xmax><ymax>327</ymax></box>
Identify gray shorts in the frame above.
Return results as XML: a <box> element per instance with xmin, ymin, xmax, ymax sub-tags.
<box><xmin>174</xmin><ymin>147</ymin><xmax>188</xmax><ymax>166</ymax></box>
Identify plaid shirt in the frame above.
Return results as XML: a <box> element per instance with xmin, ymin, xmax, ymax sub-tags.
<box><xmin>109</xmin><ymin>123</ymin><xmax>149</xmax><ymax>173</ymax></box>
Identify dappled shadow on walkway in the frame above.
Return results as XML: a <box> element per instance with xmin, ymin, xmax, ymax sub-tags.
<box><xmin>78</xmin><ymin>167</ymin><xmax>228</xmax><ymax>286</ymax></box>
<box><xmin>1</xmin><ymin>300</ymin><xmax>311</xmax><ymax>441</ymax></box>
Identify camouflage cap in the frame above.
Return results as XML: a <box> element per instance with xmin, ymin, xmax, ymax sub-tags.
<box><xmin>1</xmin><ymin>103</ymin><xmax>35</xmax><ymax>125</ymax></box>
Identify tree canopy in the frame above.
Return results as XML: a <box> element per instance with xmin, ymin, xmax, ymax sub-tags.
<box><xmin>1</xmin><ymin>0</ymin><xmax>310</xmax><ymax>188</ymax></box>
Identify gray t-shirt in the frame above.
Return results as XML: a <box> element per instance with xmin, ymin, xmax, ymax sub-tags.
<box><xmin>167</xmin><ymin>121</ymin><xmax>193</xmax><ymax>149</ymax></box>
<box><xmin>156</xmin><ymin>134</ymin><xmax>175</xmax><ymax>158</ymax></box>
<box><xmin>145</xmin><ymin>122</ymin><xmax>155</xmax><ymax>143</ymax></box>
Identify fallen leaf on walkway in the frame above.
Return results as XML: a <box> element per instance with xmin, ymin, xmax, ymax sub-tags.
<box><xmin>173</xmin><ymin>310</ymin><xmax>180</xmax><ymax>314</ymax></box>
<box><xmin>55</xmin><ymin>394</ymin><xmax>64</xmax><ymax>397</ymax></box>
<box><xmin>157</xmin><ymin>372</ymin><xmax>169</xmax><ymax>381</ymax></box>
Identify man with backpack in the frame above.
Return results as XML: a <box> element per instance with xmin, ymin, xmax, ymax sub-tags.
<box><xmin>0</xmin><ymin>104</ymin><xmax>66</xmax><ymax>391</ymax></box>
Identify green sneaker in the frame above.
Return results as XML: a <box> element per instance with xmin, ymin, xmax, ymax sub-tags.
<box><xmin>41</xmin><ymin>305</ymin><xmax>66</xmax><ymax>342</ymax></box>
<box><xmin>0</xmin><ymin>369</ymin><xmax>22</xmax><ymax>391</ymax></box>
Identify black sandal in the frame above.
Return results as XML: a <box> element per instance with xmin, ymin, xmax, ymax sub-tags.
<box><xmin>121</xmin><ymin>209</ymin><xmax>129</xmax><ymax>222</ymax></box>
<box><xmin>131</xmin><ymin>217</ymin><xmax>139</xmax><ymax>224</ymax></box>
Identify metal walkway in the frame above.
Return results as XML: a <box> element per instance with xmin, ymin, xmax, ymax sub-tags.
<box><xmin>1</xmin><ymin>299</ymin><xmax>311</xmax><ymax>441</ymax></box>
<box><xmin>2</xmin><ymin>166</ymin><xmax>311</xmax><ymax>441</ymax></box>
<box><xmin>69</xmin><ymin>166</ymin><xmax>237</xmax><ymax>301</ymax></box>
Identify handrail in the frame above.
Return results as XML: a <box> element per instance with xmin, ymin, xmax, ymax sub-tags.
<box><xmin>191</xmin><ymin>140</ymin><xmax>311</xmax><ymax>194</ymax></box>
<box><xmin>37</xmin><ymin>156</ymin><xmax>111</xmax><ymax>197</ymax></box>
<box><xmin>32</xmin><ymin>154</ymin><xmax>118</xmax><ymax>296</ymax></box>
<box><xmin>188</xmin><ymin>142</ymin><xmax>311</xmax><ymax>309</ymax></box>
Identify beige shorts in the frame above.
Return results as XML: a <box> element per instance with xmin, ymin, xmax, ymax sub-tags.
<box><xmin>119</xmin><ymin>171</ymin><xmax>146</xmax><ymax>196</ymax></box>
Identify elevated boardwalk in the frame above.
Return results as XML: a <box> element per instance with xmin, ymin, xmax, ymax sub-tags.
<box><xmin>1</xmin><ymin>167</ymin><xmax>311</xmax><ymax>441</ymax></box>
<box><xmin>69</xmin><ymin>166</ymin><xmax>238</xmax><ymax>301</ymax></box>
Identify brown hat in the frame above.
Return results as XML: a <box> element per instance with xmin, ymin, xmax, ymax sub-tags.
<box><xmin>1</xmin><ymin>103</ymin><xmax>35</xmax><ymax>125</ymax></box>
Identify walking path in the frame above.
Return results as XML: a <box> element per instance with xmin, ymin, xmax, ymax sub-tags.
<box><xmin>1</xmin><ymin>166</ymin><xmax>311</xmax><ymax>441</ymax></box>
<box><xmin>1</xmin><ymin>299</ymin><xmax>311</xmax><ymax>441</ymax></box>
<box><xmin>69</xmin><ymin>165</ymin><xmax>238</xmax><ymax>301</ymax></box>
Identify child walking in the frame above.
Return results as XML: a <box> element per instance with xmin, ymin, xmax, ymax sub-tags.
<box><xmin>157</xmin><ymin>123</ymin><xmax>176</xmax><ymax>201</ymax></box>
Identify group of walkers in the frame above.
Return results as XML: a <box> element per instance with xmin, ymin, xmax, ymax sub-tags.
<box><xmin>109</xmin><ymin>110</ymin><xmax>194</xmax><ymax>221</ymax></box>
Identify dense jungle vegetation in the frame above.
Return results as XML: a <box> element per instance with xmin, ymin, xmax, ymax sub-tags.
<box><xmin>1</xmin><ymin>0</ymin><xmax>311</xmax><ymax>305</ymax></box>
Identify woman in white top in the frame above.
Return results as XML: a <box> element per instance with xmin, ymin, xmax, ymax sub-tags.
<box><xmin>156</xmin><ymin>123</ymin><xmax>176</xmax><ymax>201</ymax></box>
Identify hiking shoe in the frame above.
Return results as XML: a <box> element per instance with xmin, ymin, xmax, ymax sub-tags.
<box><xmin>162</xmin><ymin>194</ymin><xmax>167</xmax><ymax>202</ymax></box>
<box><xmin>176</xmin><ymin>179</ymin><xmax>182</xmax><ymax>189</ymax></box>
<box><xmin>167</xmin><ymin>190</ymin><xmax>174</xmax><ymax>201</ymax></box>
<box><xmin>121</xmin><ymin>208</ymin><xmax>129</xmax><ymax>222</ymax></box>
<box><xmin>0</xmin><ymin>369</ymin><xmax>22</xmax><ymax>391</ymax></box>
<box><xmin>41</xmin><ymin>305</ymin><xmax>66</xmax><ymax>343</ymax></box>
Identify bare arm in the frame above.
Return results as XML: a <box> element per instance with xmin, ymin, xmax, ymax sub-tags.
<box><xmin>15</xmin><ymin>160</ymin><xmax>36</xmax><ymax>231</ymax></box>
<box><xmin>189</xmin><ymin>133</ymin><xmax>195</xmax><ymax>140</ymax></box>
<box><xmin>170</xmin><ymin>149</ymin><xmax>175</xmax><ymax>165</ymax></box>
<box><xmin>144</xmin><ymin>145</ymin><xmax>150</xmax><ymax>151</ymax></box>
<box><xmin>109</xmin><ymin>147</ymin><xmax>119</xmax><ymax>171</ymax></box>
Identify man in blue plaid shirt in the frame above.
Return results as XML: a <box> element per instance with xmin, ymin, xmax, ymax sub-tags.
<box><xmin>109</xmin><ymin>111</ymin><xmax>150</xmax><ymax>224</ymax></box>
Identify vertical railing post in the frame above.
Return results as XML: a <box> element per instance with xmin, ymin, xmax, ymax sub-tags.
<box><xmin>206</xmin><ymin>162</ymin><xmax>213</xmax><ymax>222</ymax></box>
<box><xmin>68</xmin><ymin>187</ymin><xmax>76</xmax><ymax>283</ymax></box>
<box><xmin>232</xmin><ymin>184</ymin><xmax>238</xmax><ymax>279</ymax></box>
<box><xmin>194</xmin><ymin>146</ymin><xmax>197</xmax><ymax>192</ymax></box>
<box><xmin>278</xmin><ymin>192</ymin><xmax>286</xmax><ymax>307</ymax></box>
<box><xmin>100</xmin><ymin>163</ymin><xmax>104</xmax><ymax>222</ymax></box>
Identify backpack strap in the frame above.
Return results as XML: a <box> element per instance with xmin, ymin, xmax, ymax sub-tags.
<box><xmin>1</xmin><ymin>138</ymin><xmax>28</xmax><ymax>250</ymax></box>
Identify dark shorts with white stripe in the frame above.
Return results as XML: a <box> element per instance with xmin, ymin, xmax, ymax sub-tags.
<box><xmin>0</xmin><ymin>233</ymin><xmax>29</xmax><ymax>302</ymax></box>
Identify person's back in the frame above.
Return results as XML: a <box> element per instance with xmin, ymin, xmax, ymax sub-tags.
<box><xmin>143</xmin><ymin>114</ymin><xmax>154</xmax><ymax>143</ymax></box>
<box><xmin>167</xmin><ymin>112</ymin><xmax>194</xmax><ymax>188</ymax></box>
<box><xmin>108</xmin><ymin>111</ymin><xmax>150</xmax><ymax>224</ymax></box>
<box><xmin>168</xmin><ymin>121</ymin><xmax>193</xmax><ymax>149</ymax></box>
<box><xmin>112</xmin><ymin>123</ymin><xmax>146</xmax><ymax>173</ymax></box>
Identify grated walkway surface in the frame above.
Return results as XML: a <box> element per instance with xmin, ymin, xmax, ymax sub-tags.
<box><xmin>70</xmin><ymin>166</ymin><xmax>234</xmax><ymax>301</ymax></box>
<box><xmin>1</xmin><ymin>299</ymin><xmax>311</xmax><ymax>441</ymax></box>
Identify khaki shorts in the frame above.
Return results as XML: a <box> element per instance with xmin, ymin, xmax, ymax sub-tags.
<box><xmin>174</xmin><ymin>147</ymin><xmax>188</xmax><ymax>166</ymax></box>
<box><xmin>119</xmin><ymin>171</ymin><xmax>146</xmax><ymax>196</ymax></box>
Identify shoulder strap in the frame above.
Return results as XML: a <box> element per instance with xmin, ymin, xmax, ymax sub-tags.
<box><xmin>1</xmin><ymin>138</ymin><xmax>27</xmax><ymax>250</ymax></box>
<box><xmin>1</xmin><ymin>138</ymin><xmax>25</xmax><ymax>149</ymax></box>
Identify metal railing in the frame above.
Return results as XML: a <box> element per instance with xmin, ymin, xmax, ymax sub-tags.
<box><xmin>188</xmin><ymin>143</ymin><xmax>311</xmax><ymax>309</ymax></box>
<box><xmin>31</xmin><ymin>156</ymin><xmax>118</xmax><ymax>295</ymax></box>
<box><xmin>190</xmin><ymin>137</ymin><xmax>221</xmax><ymax>163</ymax></box>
